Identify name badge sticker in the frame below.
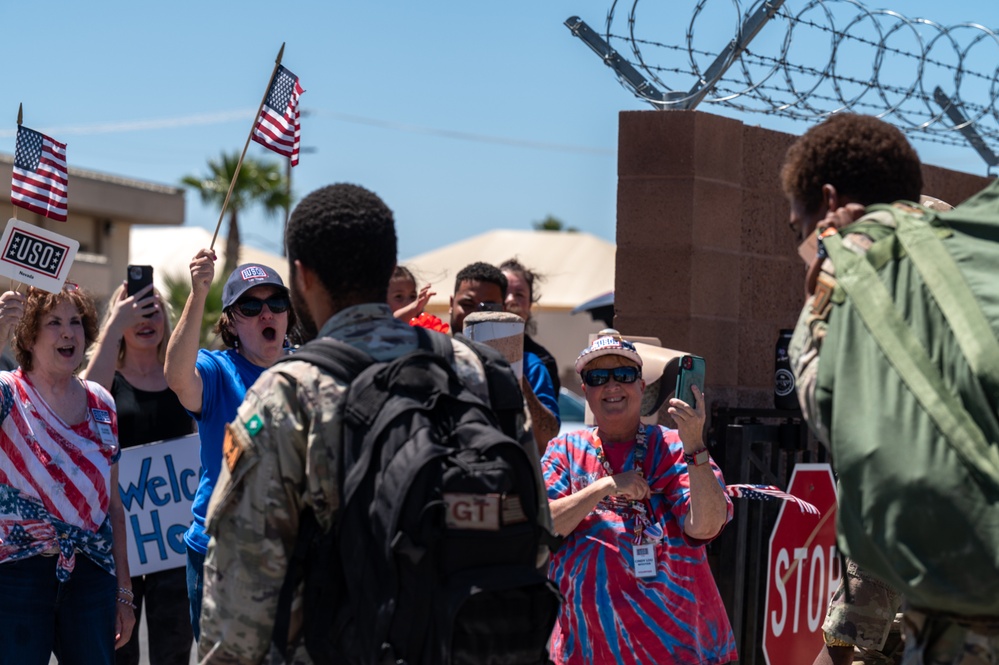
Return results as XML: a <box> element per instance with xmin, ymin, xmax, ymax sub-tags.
<box><xmin>91</xmin><ymin>408</ymin><xmax>115</xmax><ymax>447</ymax></box>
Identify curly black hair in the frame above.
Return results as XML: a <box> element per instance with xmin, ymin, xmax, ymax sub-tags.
<box><xmin>454</xmin><ymin>262</ymin><xmax>507</xmax><ymax>297</ymax></box>
<box><xmin>781</xmin><ymin>113</ymin><xmax>923</xmax><ymax>214</ymax></box>
<box><xmin>286</xmin><ymin>184</ymin><xmax>397</xmax><ymax>304</ymax></box>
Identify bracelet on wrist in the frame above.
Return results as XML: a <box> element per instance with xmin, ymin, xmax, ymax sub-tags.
<box><xmin>683</xmin><ymin>447</ymin><xmax>711</xmax><ymax>467</ymax></box>
<box><xmin>117</xmin><ymin>587</ymin><xmax>134</xmax><ymax>599</ymax></box>
<box><xmin>116</xmin><ymin>596</ymin><xmax>137</xmax><ymax>610</ymax></box>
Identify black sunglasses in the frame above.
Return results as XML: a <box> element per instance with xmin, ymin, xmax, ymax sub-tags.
<box><xmin>234</xmin><ymin>295</ymin><xmax>291</xmax><ymax>317</ymax></box>
<box><xmin>582</xmin><ymin>366</ymin><xmax>641</xmax><ymax>387</ymax></box>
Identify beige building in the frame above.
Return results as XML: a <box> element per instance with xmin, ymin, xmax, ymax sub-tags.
<box><xmin>0</xmin><ymin>154</ymin><xmax>185</xmax><ymax>302</ymax></box>
<box><xmin>404</xmin><ymin>229</ymin><xmax>615</xmax><ymax>392</ymax></box>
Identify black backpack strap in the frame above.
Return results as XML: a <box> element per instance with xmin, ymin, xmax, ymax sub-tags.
<box><xmin>280</xmin><ymin>337</ymin><xmax>374</xmax><ymax>380</ymax></box>
<box><xmin>272</xmin><ymin>337</ymin><xmax>372</xmax><ymax>656</ymax></box>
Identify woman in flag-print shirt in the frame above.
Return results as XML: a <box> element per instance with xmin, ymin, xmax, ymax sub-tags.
<box><xmin>0</xmin><ymin>285</ymin><xmax>135</xmax><ymax>665</ymax></box>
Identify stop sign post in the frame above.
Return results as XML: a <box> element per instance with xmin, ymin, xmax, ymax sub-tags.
<box><xmin>762</xmin><ymin>463</ymin><xmax>841</xmax><ymax>665</ymax></box>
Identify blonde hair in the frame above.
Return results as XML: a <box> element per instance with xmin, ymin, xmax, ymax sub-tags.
<box><xmin>99</xmin><ymin>283</ymin><xmax>175</xmax><ymax>368</ymax></box>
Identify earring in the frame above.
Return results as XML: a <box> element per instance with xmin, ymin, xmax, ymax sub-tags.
<box><xmin>233</xmin><ymin>337</ymin><xmax>240</xmax><ymax>350</ymax></box>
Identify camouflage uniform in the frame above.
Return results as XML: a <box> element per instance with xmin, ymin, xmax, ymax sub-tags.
<box><xmin>197</xmin><ymin>303</ymin><xmax>538</xmax><ymax>665</ymax></box>
<box><xmin>789</xmin><ymin>209</ymin><xmax>999</xmax><ymax>665</ymax></box>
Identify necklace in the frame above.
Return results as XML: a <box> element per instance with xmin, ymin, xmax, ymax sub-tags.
<box><xmin>594</xmin><ymin>424</ymin><xmax>654</xmax><ymax>544</ymax></box>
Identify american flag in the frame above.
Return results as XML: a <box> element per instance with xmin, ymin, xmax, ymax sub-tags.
<box><xmin>251</xmin><ymin>64</ymin><xmax>305</xmax><ymax>166</ymax></box>
<box><xmin>11</xmin><ymin>125</ymin><xmax>68</xmax><ymax>222</ymax></box>
<box><xmin>725</xmin><ymin>484</ymin><xmax>820</xmax><ymax>515</ymax></box>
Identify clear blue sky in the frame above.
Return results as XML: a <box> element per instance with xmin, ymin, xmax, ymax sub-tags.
<box><xmin>3</xmin><ymin>1</ymin><xmax>996</xmax><ymax>260</ymax></box>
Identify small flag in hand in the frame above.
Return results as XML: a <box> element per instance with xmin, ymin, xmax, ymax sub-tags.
<box><xmin>725</xmin><ymin>484</ymin><xmax>820</xmax><ymax>515</ymax></box>
<box><xmin>12</xmin><ymin>125</ymin><xmax>68</xmax><ymax>222</ymax></box>
<box><xmin>251</xmin><ymin>64</ymin><xmax>305</xmax><ymax>166</ymax></box>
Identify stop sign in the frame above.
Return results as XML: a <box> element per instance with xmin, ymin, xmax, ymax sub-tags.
<box><xmin>762</xmin><ymin>463</ymin><xmax>841</xmax><ymax>665</ymax></box>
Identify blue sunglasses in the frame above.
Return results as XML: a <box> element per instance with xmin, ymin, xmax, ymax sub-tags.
<box><xmin>582</xmin><ymin>366</ymin><xmax>641</xmax><ymax>387</ymax></box>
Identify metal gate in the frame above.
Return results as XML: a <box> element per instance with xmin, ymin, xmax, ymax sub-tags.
<box><xmin>707</xmin><ymin>407</ymin><xmax>831</xmax><ymax>665</ymax></box>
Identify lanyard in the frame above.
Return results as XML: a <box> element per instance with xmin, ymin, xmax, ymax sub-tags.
<box><xmin>594</xmin><ymin>425</ymin><xmax>655</xmax><ymax>544</ymax></box>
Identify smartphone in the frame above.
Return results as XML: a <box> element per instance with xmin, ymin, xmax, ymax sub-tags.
<box><xmin>126</xmin><ymin>265</ymin><xmax>153</xmax><ymax>296</ymax></box>
<box><xmin>675</xmin><ymin>355</ymin><xmax>706</xmax><ymax>408</ymax></box>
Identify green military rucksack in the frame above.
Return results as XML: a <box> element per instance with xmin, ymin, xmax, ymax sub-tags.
<box><xmin>815</xmin><ymin>179</ymin><xmax>999</xmax><ymax>616</ymax></box>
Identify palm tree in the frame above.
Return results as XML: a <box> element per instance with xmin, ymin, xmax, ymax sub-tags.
<box><xmin>163</xmin><ymin>272</ymin><xmax>227</xmax><ymax>349</ymax></box>
<box><xmin>181</xmin><ymin>152</ymin><xmax>291</xmax><ymax>278</ymax></box>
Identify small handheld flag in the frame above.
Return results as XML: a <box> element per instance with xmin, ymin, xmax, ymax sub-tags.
<box><xmin>12</xmin><ymin>125</ymin><xmax>68</xmax><ymax>222</ymax></box>
<box><xmin>251</xmin><ymin>64</ymin><xmax>304</xmax><ymax>166</ymax></box>
<box><xmin>725</xmin><ymin>483</ymin><xmax>820</xmax><ymax>515</ymax></box>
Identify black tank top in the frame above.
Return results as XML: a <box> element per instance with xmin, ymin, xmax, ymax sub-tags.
<box><xmin>111</xmin><ymin>372</ymin><xmax>195</xmax><ymax>448</ymax></box>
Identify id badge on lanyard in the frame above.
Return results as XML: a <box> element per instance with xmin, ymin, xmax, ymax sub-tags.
<box><xmin>91</xmin><ymin>408</ymin><xmax>115</xmax><ymax>447</ymax></box>
<box><xmin>633</xmin><ymin>542</ymin><xmax>657</xmax><ymax>578</ymax></box>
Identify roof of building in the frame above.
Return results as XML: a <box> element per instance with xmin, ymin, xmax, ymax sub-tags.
<box><xmin>404</xmin><ymin>229</ymin><xmax>615</xmax><ymax>311</ymax></box>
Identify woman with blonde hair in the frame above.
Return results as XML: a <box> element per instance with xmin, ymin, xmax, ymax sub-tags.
<box><xmin>84</xmin><ymin>282</ymin><xmax>195</xmax><ymax>665</ymax></box>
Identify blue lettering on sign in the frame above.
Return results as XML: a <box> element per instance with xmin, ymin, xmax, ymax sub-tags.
<box><xmin>130</xmin><ymin>511</ymin><xmax>190</xmax><ymax>564</ymax></box>
<box><xmin>119</xmin><ymin>455</ymin><xmax>200</xmax><ymax>509</ymax></box>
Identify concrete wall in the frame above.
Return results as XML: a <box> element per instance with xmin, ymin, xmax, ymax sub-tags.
<box><xmin>614</xmin><ymin>110</ymin><xmax>992</xmax><ymax>411</ymax></box>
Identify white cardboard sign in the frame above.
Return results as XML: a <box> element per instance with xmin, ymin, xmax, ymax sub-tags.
<box><xmin>0</xmin><ymin>218</ymin><xmax>79</xmax><ymax>293</ymax></box>
<box><xmin>117</xmin><ymin>433</ymin><xmax>201</xmax><ymax>575</ymax></box>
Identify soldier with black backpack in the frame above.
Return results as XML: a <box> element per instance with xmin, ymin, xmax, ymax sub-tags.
<box><xmin>197</xmin><ymin>183</ymin><xmax>560</xmax><ymax>665</ymax></box>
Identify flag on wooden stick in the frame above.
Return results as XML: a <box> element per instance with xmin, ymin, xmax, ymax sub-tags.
<box><xmin>251</xmin><ymin>64</ymin><xmax>304</xmax><ymax>166</ymax></box>
<box><xmin>12</xmin><ymin>125</ymin><xmax>68</xmax><ymax>221</ymax></box>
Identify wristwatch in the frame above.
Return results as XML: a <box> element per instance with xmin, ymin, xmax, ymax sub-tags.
<box><xmin>683</xmin><ymin>447</ymin><xmax>710</xmax><ymax>467</ymax></box>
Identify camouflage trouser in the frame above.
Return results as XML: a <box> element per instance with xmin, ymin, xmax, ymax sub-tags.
<box><xmin>823</xmin><ymin>558</ymin><xmax>902</xmax><ymax>650</ymax></box>
<box><xmin>902</xmin><ymin>608</ymin><xmax>999</xmax><ymax>665</ymax></box>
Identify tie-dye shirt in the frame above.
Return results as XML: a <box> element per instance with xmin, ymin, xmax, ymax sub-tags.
<box><xmin>542</xmin><ymin>424</ymin><xmax>737</xmax><ymax>665</ymax></box>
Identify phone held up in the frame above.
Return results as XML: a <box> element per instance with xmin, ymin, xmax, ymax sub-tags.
<box><xmin>674</xmin><ymin>355</ymin><xmax>706</xmax><ymax>408</ymax></box>
<box><xmin>126</xmin><ymin>265</ymin><xmax>153</xmax><ymax>297</ymax></box>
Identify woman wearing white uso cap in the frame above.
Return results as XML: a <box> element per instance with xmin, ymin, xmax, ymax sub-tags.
<box><xmin>164</xmin><ymin>248</ymin><xmax>296</xmax><ymax>642</ymax></box>
<box><xmin>540</xmin><ymin>329</ymin><xmax>736</xmax><ymax>664</ymax></box>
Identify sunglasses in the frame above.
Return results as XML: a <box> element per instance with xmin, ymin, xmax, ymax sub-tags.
<box><xmin>234</xmin><ymin>295</ymin><xmax>291</xmax><ymax>317</ymax></box>
<box><xmin>582</xmin><ymin>366</ymin><xmax>641</xmax><ymax>387</ymax></box>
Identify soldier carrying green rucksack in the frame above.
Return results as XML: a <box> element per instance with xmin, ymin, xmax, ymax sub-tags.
<box><xmin>781</xmin><ymin>113</ymin><xmax>999</xmax><ymax>665</ymax></box>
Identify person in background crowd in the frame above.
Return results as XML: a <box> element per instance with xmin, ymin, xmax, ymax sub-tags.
<box><xmin>387</xmin><ymin>265</ymin><xmax>434</xmax><ymax>322</ymax></box>
<box><xmin>542</xmin><ymin>331</ymin><xmax>736</xmax><ymax>664</ymax></box>
<box><xmin>500</xmin><ymin>258</ymin><xmax>561</xmax><ymax>396</ymax></box>
<box><xmin>0</xmin><ymin>285</ymin><xmax>135</xmax><ymax>663</ymax></box>
<box><xmin>83</xmin><ymin>282</ymin><xmax>196</xmax><ymax>665</ymax></box>
<box><xmin>164</xmin><ymin>252</ymin><xmax>295</xmax><ymax>641</ymax></box>
<box><xmin>450</xmin><ymin>261</ymin><xmax>560</xmax><ymax>451</ymax></box>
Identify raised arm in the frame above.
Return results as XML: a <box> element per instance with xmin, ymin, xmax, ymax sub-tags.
<box><xmin>0</xmin><ymin>290</ymin><xmax>25</xmax><ymax>358</ymax></box>
<box><xmin>669</xmin><ymin>386</ymin><xmax>729</xmax><ymax>540</ymax></box>
<box><xmin>165</xmin><ymin>249</ymin><xmax>216</xmax><ymax>414</ymax></box>
<box><xmin>82</xmin><ymin>283</ymin><xmax>158</xmax><ymax>390</ymax></box>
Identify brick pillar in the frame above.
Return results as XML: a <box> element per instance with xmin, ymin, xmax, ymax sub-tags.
<box><xmin>615</xmin><ymin>110</ymin><xmax>802</xmax><ymax>409</ymax></box>
<box><xmin>614</xmin><ymin>109</ymin><xmax>992</xmax><ymax>411</ymax></box>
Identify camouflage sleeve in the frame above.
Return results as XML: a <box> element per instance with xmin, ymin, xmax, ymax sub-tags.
<box><xmin>789</xmin><ymin>297</ymin><xmax>830</xmax><ymax>446</ymax></box>
<box><xmin>789</xmin><ymin>228</ymin><xmax>878</xmax><ymax>448</ymax></box>
<box><xmin>198</xmin><ymin>370</ymin><xmax>309</xmax><ymax>665</ymax></box>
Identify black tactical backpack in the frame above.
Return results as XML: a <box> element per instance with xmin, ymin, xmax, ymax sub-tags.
<box><xmin>273</xmin><ymin>327</ymin><xmax>561</xmax><ymax>664</ymax></box>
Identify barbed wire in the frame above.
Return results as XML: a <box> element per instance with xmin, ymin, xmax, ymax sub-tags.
<box><xmin>589</xmin><ymin>0</ymin><xmax>999</xmax><ymax>165</ymax></box>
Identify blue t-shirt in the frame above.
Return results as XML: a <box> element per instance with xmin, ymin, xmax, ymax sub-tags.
<box><xmin>525</xmin><ymin>351</ymin><xmax>559</xmax><ymax>426</ymax></box>
<box><xmin>184</xmin><ymin>348</ymin><xmax>267</xmax><ymax>554</ymax></box>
